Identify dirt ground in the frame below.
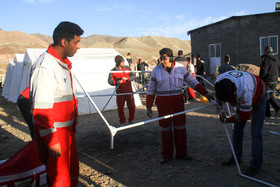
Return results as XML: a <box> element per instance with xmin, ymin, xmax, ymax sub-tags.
<box><xmin>0</xmin><ymin>87</ymin><xmax>280</xmax><ymax>187</ymax></box>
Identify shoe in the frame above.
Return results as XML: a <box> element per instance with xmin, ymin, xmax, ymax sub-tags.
<box><xmin>222</xmin><ymin>157</ymin><xmax>241</xmax><ymax>166</ymax></box>
<box><xmin>160</xmin><ymin>157</ymin><xmax>171</xmax><ymax>164</ymax></box>
<box><xmin>175</xmin><ymin>155</ymin><xmax>193</xmax><ymax>160</ymax></box>
<box><xmin>243</xmin><ymin>167</ymin><xmax>261</xmax><ymax>177</ymax></box>
<box><xmin>128</xmin><ymin>120</ymin><xmax>134</xmax><ymax>124</ymax></box>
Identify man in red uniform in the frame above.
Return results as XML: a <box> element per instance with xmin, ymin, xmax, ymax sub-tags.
<box><xmin>30</xmin><ymin>21</ymin><xmax>83</xmax><ymax>186</ymax></box>
<box><xmin>146</xmin><ymin>48</ymin><xmax>213</xmax><ymax>164</ymax></box>
<box><xmin>108</xmin><ymin>55</ymin><xmax>136</xmax><ymax>125</ymax></box>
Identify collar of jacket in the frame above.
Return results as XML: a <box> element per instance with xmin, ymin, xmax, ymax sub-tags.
<box><xmin>47</xmin><ymin>45</ymin><xmax>72</xmax><ymax>70</ymax></box>
<box><xmin>162</xmin><ymin>61</ymin><xmax>175</xmax><ymax>72</ymax></box>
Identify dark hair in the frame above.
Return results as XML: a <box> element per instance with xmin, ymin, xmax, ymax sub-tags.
<box><xmin>178</xmin><ymin>50</ymin><xmax>183</xmax><ymax>56</ymax></box>
<box><xmin>214</xmin><ymin>79</ymin><xmax>234</xmax><ymax>102</ymax></box>
<box><xmin>53</xmin><ymin>21</ymin><xmax>84</xmax><ymax>46</ymax></box>
<box><xmin>159</xmin><ymin>48</ymin><xmax>173</xmax><ymax>57</ymax></box>
<box><xmin>224</xmin><ymin>55</ymin><xmax>230</xmax><ymax>63</ymax></box>
<box><xmin>197</xmin><ymin>53</ymin><xmax>200</xmax><ymax>58</ymax></box>
<box><xmin>265</xmin><ymin>46</ymin><xmax>273</xmax><ymax>54</ymax></box>
<box><xmin>115</xmin><ymin>55</ymin><xmax>124</xmax><ymax>66</ymax></box>
<box><xmin>127</xmin><ymin>53</ymin><xmax>131</xmax><ymax>55</ymax></box>
<box><xmin>186</xmin><ymin>57</ymin><xmax>191</xmax><ymax>62</ymax></box>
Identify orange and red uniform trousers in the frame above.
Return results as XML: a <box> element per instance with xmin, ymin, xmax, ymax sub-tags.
<box><xmin>108</xmin><ymin>66</ymin><xmax>135</xmax><ymax>124</ymax></box>
<box><xmin>146</xmin><ymin>62</ymin><xmax>208</xmax><ymax>158</ymax></box>
<box><xmin>30</xmin><ymin>45</ymin><xmax>79</xmax><ymax>186</ymax></box>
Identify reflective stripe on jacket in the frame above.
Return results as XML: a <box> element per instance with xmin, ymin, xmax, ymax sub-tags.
<box><xmin>30</xmin><ymin>46</ymin><xmax>78</xmax><ymax>147</ymax></box>
<box><xmin>108</xmin><ymin>66</ymin><xmax>135</xmax><ymax>93</ymax></box>
<box><xmin>215</xmin><ymin>70</ymin><xmax>266</xmax><ymax>122</ymax></box>
<box><xmin>146</xmin><ymin>62</ymin><xmax>207</xmax><ymax>107</ymax></box>
<box><xmin>147</xmin><ymin>62</ymin><xmax>199</xmax><ymax>96</ymax></box>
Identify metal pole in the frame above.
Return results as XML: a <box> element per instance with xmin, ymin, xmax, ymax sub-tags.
<box><xmin>195</xmin><ymin>75</ymin><xmax>214</xmax><ymax>87</ymax></box>
<box><xmin>116</xmin><ymin>103</ymin><xmax>216</xmax><ymax>131</ymax></box>
<box><xmin>101</xmin><ymin>84</ymin><xmax>120</xmax><ymax>112</ymax></box>
<box><xmin>90</xmin><ymin>84</ymin><xmax>120</xmax><ymax>125</ymax></box>
<box><xmin>223</xmin><ymin>103</ymin><xmax>277</xmax><ymax>187</ymax></box>
<box><xmin>73</xmin><ymin>74</ymin><xmax>117</xmax><ymax>149</ymax></box>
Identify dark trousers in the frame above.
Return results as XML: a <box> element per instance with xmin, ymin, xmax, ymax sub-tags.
<box><xmin>232</xmin><ymin>95</ymin><xmax>266</xmax><ymax>168</ymax></box>
<box><xmin>196</xmin><ymin>75</ymin><xmax>204</xmax><ymax>86</ymax></box>
<box><xmin>265</xmin><ymin>83</ymin><xmax>280</xmax><ymax>116</ymax></box>
<box><xmin>17</xmin><ymin>95</ymin><xmax>34</xmax><ymax>139</ymax></box>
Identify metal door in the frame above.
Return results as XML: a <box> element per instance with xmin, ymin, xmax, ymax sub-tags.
<box><xmin>209</xmin><ymin>43</ymin><xmax>221</xmax><ymax>75</ymax></box>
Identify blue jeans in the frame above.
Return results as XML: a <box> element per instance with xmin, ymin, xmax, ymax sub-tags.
<box><xmin>231</xmin><ymin>94</ymin><xmax>267</xmax><ymax>168</ymax></box>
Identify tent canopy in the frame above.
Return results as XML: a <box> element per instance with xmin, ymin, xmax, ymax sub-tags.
<box><xmin>7</xmin><ymin>54</ymin><xmax>25</xmax><ymax>103</ymax></box>
<box><xmin>70</xmin><ymin>48</ymin><xmax>142</xmax><ymax>115</ymax></box>
<box><xmin>19</xmin><ymin>49</ymin><xmax>46</xmax><ymax>96</ymax></box>
<box><xmin>4</xmin><ymin>48</ymin><xmax>142</xmax><ymax>114</ymax></box>
<box><xmin>1</xmin><ymin>60</ymin><xmax>15</xmax><ymax>99</ymax></box>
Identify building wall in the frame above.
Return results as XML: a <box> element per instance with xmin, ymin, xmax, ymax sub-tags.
<box><xmin>189</xmin><ymin>13</ymin><xmax>280</xmax><ymax>75</ymax></box>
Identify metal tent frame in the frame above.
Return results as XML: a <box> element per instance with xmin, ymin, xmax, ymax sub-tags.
<box><xmin>73</xmin><ymin>72</ymin><xmax>278</xmax><ymax>187</ymax></box>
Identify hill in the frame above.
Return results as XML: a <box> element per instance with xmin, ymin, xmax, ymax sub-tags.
<box><xmin>0</xmin><ymin>29</ymin><xmax>190</xmax><ymax>69</ymax></box>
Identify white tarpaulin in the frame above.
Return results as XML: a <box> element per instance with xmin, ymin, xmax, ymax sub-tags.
<box><xmin>70</xmin><ymin>48</ymin><xmax>142</xmax><ymax>115</ymax></box>
<box><xmin>18</xmin><ymin>49</ymin><xmax>46</xmax><ymax>96</ymax></box>
<box><xmin>7</xmin><ymin>54</ymin><xmax>25</xmax><ymax>103</ymax></box>
<box><xmin>6</xmin><ymin>48</ymin><xmax>141</xmax><ymax>115</ymax></box>
<box><xmin>2</xmin><ymin>60</ymin><xmax>14</xmax><ymax>99</ymax></box>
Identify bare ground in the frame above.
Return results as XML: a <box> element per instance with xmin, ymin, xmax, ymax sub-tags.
<box><xmin>0</xmin><ymin>88</ymin><xmax>280</xmax><ymax>187</ymax></box>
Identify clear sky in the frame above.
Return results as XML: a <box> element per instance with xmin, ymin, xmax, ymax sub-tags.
<box><xmin>0</xmin><ymin>0</ymin><xmax>278</xmax><ymax>40</ymax></box>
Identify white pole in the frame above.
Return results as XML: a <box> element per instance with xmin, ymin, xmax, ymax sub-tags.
<box><xmin>223</xmin><ymin>103</ymin><xmax>277</xmax><ymax>187</ymax></box>
<box><xmin>73</xmin><ymin>74</ymin><xmax>117</xmax><ymax>149</ymax></box>
<box><xmin>116</xmin><ymin>103</ymin><xmax>216</xmax><ymax>131</ymax></box>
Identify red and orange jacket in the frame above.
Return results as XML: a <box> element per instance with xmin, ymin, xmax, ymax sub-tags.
<box><xmin>108</xmin><ymin>66</ymin><xmax>135</xmax><ymax>93</ymax></box>
<box><xmin>30</xmin><ymin>45</ymin><xmax>78</xmax><ymax>148</ymax></box>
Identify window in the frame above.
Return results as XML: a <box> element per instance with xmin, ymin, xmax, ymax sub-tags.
<box><xmin>209</xmin><ymin>43</ymin><xmax>221</xmax><ymax>57</ymax></box>
<box><xmin>259</xmin><ymin>35</ymin><xmax>278</xmax><ymax>55</ymax></box>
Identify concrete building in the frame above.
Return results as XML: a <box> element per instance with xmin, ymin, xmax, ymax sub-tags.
<box><xmin>188</xmin><ymin>12</ymin><xmax>280</xmax><ymax>75</ymax></box>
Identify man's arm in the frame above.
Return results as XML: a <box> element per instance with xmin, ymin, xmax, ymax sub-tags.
<box><xmin>128</xmin><ymin>67</ymin><xmax>136</xmax><ymax>81</ymax></box>
<box><xmin>108</xmin><ymin>71</ymin><xmax>121</xmax><ymax>86</ymax></box>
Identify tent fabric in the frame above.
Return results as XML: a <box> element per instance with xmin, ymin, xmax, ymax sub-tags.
<box><xmin>1</xmin><ymin>60</ymin><xmax>15</xmax><ymax>99</ymax></box>
<box><xmin>7</xmin><ymin>54</ymin><xmax>25</xmax><ymax>103</ymax></box>
<box><xmin>0</xmin><ymin>140</ymin><xmax>46</xmax><ymax>186</ymax></box>
<box><xmin>18</xmin><ymin>49</ymin><xmax>46</xmax><ymax>96</ymax></box>
<box><xmin>70</xmin><ymin>48</ymin><xmax>142</xmax><ymax>115</ymax></box>
<box><xmin>4</xmin><ymin>48</ymin><xmax>142</xmax><ymax>115</ymax></box>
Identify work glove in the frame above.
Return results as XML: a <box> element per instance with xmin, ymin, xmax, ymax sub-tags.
<box><xmin>204</xmin><ymin>93</ymin><xmax>215</xmax><ymax>102</ymax></box>
<box><xmin>219</xmin><ymin>112</ymin><xmax>227</xmax><ymax>123</ymax></box>
<box><xmin>216</xmin><ymin>100</ymin><xmax>227</xmax><ymax>123</ymax></box>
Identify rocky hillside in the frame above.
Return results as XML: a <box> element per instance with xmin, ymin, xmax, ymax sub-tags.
<box><xmin>0</xmin><ymin>29</ymin><xmax>190</xmax><ymax>68</ymax></box>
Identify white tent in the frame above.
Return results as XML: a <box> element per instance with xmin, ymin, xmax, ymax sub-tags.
<box><xmin>1</xmin><ymin>60</ymin><xmax>15</xmax><ymax>99</ymax></box>
<box><xmin>18</xmin><ymin>49</ymin><xmax>46</xmax><ymax>96</ymax></box>
<box><xmin>7</xmin><ymin>54</ymin><xmax>25</xmax><ymax>103</ymax></box>
<box><xmin>70</xmin><ymin>48</ymin><xmax>142</xmax><ymax>115</ymax></box>
<box><xmin>13</xmin><ymin>48</ymin><xmax>141</xmax><ymax>115</ymax></box>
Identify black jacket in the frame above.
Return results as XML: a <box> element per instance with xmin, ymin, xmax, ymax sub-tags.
<box><xmin>137</xmin><ymin>62</ymin><xmax>149</xmax><ymax>71</ymax></box>
<box><xmin>196</xmin><ymin>59</ymin><xmax>205</xmax><ymax>75</ymax></box>
<box><xmin>259</xmin><ymin>54</ymin><xmax>280</xmax><ymax>83</ymax></box>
